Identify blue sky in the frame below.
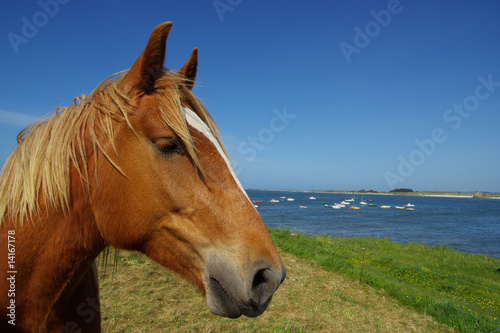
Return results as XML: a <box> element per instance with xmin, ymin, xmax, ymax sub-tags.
<box><xmin>1</xmin><ymin>1</ymin><xmax>499</xmax><ymax>192</ymax></box>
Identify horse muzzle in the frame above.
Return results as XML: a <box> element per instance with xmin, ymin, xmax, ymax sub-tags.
<box><xmin>204</xmin><ymin>255</ymin><xmax>286</xmax><ymax>318</ymax></box>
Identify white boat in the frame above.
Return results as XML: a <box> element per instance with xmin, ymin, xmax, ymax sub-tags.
<box><xmin>309</xmin><ymin>196</ymin><xmax>316</xmax><ymax>200</ymax></box>
<box><xmin>406</xmin><ymin>207</ymin><xmax>415</xmax><ymax>211</ymax></box>
<box><xmin>395</xmin><ymin>206</ymin><xmax>405</xmax><ymax>210</ymax></box>
<box><xmin>331</xmin><ymin>205</ymin><xmax>341</xmax><ymax>209</ymax></box>
<box><xmin>406</xmin><ymin>203</ymin><xmax>415</xmax><ymax>207</ymax></box>
<box><xmin>359</xmin><ymin>194</ymin><xmax>367</xmax><ymax>205</ymax></box>
<box><xmin>269</xmin><ymin>199</ymin><xmax>279</xmax><ymax>203</ymax></box>
<box><xmin>341</xmin><ymin>200</ymin><xmax>350</xmax><ymax>205</ymax></box>
<box><xmin>287</xmin><ymin>198</ymin><xmax>295</xmax><ymax>202</ymax></box>
<box><xmin>300</xmin><ymin>205</ymin><xmax>307</xmax><ymax>208</ymax></box>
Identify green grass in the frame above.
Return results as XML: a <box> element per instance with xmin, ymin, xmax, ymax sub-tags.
<box><xmin>269</xmin><ymin>227</ymin><xmax>500</xmax><ymax>333</ymax></box>
<box><xmin>97</xmin><ymin>229</ymin><xmax>499</xmax><ymax>332</ymax></box>
<box><xmin>99</xmin><ymin>247</ymin><xmax>454</xmax><ymax>332</ymax></box>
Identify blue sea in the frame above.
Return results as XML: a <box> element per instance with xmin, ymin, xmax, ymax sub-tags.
<box><xmin>247</xmin><ymin>189</ymin><xmax>500</xmax><ymax>259</ymax></box>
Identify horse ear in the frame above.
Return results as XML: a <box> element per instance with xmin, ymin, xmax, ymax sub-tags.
<box><xmin>119</xmin><ymin>22</ymin><xmax>173</xmax><ymax>94</ymax></box>
<box><xmin>178</xmin><ymin>48</ymin><xmax>198</xmax><ymax>90</ymax></box>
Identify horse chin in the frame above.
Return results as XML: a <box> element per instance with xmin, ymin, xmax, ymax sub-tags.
<box><xmin>205</xmin><ymin>278</ymin><xmax>243</xmax><ymax>318</ymax></box>
<box><xmin>202</xmin><ymin>251</ymin><xmax>282</xmax><ymax>318</ymax></box>
<box><xmin>205</xmin><ymin>277</ymin><xmax>273</xmax><ymax>318</ymax></box>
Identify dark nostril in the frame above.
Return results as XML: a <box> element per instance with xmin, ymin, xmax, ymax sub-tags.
<box><xmin>244</xmin><ymin>267</ymin><xmax>283</xmax><ymax>317</ymax></box>
<box><xmin>252</xmin><ymin>268</ymin><xmax>269</xmax><ymax>289</ymax></box>
<box><xmin>250</xmin><ymin>268</ymin><xmax>273</xmax><ymax>308</ymax></box>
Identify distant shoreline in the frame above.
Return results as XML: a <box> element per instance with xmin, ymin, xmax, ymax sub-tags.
<box><xmin>253</xmin><ymin>189</ymin><xmax>500</xmax><ymax>199</ymax></box>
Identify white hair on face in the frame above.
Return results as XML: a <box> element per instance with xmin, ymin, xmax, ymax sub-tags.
<box><xmin>183</xmin><ymin>106</ymin><xmax>251</xmax><ymax>203</ymax></box>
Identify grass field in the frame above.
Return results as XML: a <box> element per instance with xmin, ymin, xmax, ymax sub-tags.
<box><xmin>98</xmin><ymin>229</ymin><xmax>500</xmax><ymax>332</ymax></box>
<box><xmin>269</xmin><ymin>228</ymin><xmax>500</xmax><ymax>332</ymax></box>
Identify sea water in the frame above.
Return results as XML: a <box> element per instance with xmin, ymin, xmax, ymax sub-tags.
<box><xmin>247</xmin><ymin>189</ymin><xmax>500</xmax><ymax>258</ymax></box>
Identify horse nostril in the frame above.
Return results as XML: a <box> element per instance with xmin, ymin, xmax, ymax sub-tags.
<box><xmin>251</xmin><ymin>267</ymin><xmax>280</xmax><ymax>305</ymax></box>
<box><xmin>252</xmin><ymin>268</ymin><xmax>269</xmax><ymax>290</ymax></box>
<box><xmin>243</xmin><ymin>266</ymin><xmax>284</xmax><ymax>317</ymax></box>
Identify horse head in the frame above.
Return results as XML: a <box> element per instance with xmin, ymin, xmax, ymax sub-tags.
<box><xmin>90</xmin><ymin>22</ymin><xmax>285</xmax><ymax>318</ymax></box>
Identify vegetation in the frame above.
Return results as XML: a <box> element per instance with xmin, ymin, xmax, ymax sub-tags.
<box><xmin>99</xmin><ymin>249</ymin><xmax>452</xmax><ymax>332</ymax></box>
<box><xmin>269</xmin><ymin>228</ymin><xmax>500</xmax><ymax>333</ymax></box>
<box><xmin>97</xmin><ymin>229</ymin><xmax>499</xmax><ymax>332</ymax></box>
<box><xmin>389</xmin><ymin>188</ymin><xmax>414</xmax><ymax>193</ymax></box>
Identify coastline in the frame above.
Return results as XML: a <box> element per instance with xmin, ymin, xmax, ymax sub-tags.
<box><xmin>258</xmin><ymin>189</ymin><xmax>500</xmax><ymax>199</ymax></box>
<box><xmin>422</xmin><ymin>194</ymin><xmax>472</xmax><ymax>198</ymax></box>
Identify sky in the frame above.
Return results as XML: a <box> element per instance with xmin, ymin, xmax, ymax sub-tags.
<box><xmin>1</xmin><ymin>1</ymin><xmax>499</xmax><ymax>193</ymax></box>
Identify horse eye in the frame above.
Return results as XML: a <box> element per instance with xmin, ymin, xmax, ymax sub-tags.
<box><xmin>153</xmin><ymin>138</ymin><xmax>181</xmax><ymax>155</ymax></box>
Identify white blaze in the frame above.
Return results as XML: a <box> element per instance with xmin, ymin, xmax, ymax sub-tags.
<box><xmin>182</xmin><ymin>106</ymin><xmax>251</xmax><ymax>203</ymax></box>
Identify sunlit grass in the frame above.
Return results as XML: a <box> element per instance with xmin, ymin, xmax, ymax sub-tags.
<box><xmin>269</xmin><ymin>227</ymin><xmax>500</xmax><ymax>333</ymax></box>
<box><xmin>98</xmin><ymin>243</ymin><xmax>453</xmax><ymax>332</ymax></box>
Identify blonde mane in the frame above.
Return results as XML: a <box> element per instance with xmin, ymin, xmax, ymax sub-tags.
<box><xmin>0</xmin><ymin>71</ymin><xmax>221</xmax><ymax>226</ymax></box>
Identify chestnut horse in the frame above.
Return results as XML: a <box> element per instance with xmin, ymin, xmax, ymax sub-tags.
<box><xmin>0</xmin><ymin>22</ymin><xmax>285</xmax><ymax>332</ymax></box>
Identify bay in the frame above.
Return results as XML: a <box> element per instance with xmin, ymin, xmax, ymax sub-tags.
<box><xmin>247</xmin><ymin>189</ymin><xmax>500</xmax><ymax>258</ymax></box>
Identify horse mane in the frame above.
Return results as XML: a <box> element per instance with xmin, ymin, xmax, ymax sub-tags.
<box><xmin>0</xmin><ymin>71</ymin><xmax>222</xmax><ymax>226</ymax></box>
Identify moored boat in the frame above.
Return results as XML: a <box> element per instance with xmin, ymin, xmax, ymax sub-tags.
<box><xmin>360</xmin><ymin>194</ymin><xmax>367</xmax><ymax>205</ymax></box>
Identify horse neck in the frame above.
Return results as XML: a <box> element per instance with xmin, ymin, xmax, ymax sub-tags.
<box><xmin>2</xmin><ymin>171</ymin><xmax>106</xmax><ymax>331</ymax></box>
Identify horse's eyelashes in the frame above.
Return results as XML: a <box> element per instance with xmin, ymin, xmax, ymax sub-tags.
<box><xmin>153</xmin><ymin>138</ymin><xmax>181</xmax><ymax>156</ymax></box>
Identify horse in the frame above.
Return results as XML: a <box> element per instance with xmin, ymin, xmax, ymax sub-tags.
<box><xmin>0</xmin><ymin>22</ymin><xmax>286</xmax><ymax>332</ymax></box>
